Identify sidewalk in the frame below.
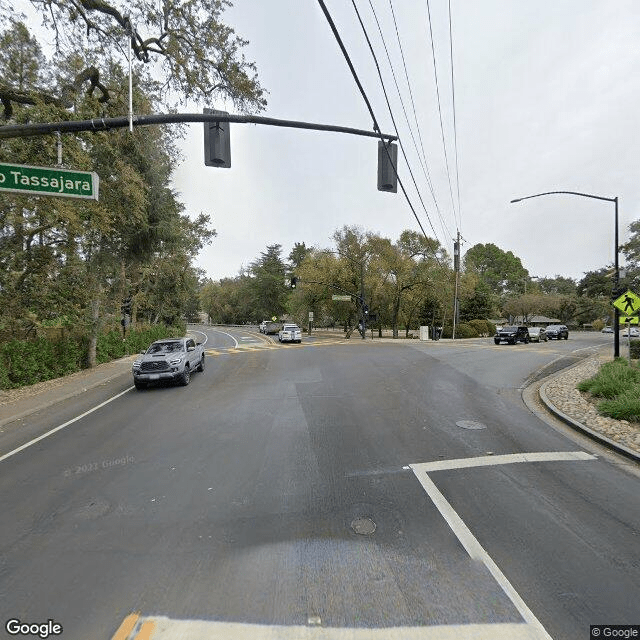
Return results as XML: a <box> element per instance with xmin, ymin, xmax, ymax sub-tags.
<box><xmin>0</xmin><ymin>355</ymin><xmax>135</xmax><ymax>428</ymax></box>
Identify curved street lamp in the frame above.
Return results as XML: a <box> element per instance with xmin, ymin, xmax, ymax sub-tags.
<box><xmin>510</xmin><ymin>191</ymin><xmax>620</xmax><ymax>357</ymax></box>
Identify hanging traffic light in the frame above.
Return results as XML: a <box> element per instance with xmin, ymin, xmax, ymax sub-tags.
<box><xmin>377</xmin><ymin>140</ymin><xmax>398</xmax><ymax>192</ymax></box>
<box><xmin>204</xmin><ymin>108</ymin><xmax>231</xmax><ymax>168</ymax></box>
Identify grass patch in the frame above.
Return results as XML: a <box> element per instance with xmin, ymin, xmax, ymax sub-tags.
<box><xmin>577</xmin><ymin>358</ymin><xmax>640</xmax><ymax>421</ymax></box>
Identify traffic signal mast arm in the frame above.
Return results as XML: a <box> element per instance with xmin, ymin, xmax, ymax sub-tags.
<box><xmin>0</xmin><ymin>112</ymin><xmax>398</xmax><ymax>141</ymax></box>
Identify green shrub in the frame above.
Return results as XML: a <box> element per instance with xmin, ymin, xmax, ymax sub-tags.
<box><xmin>577</xmin><ymin>358</ymin><xmax>640</xmax><ymax>399</ymax></box>
<box><xmin>96</xmin><ymin>325</ymin><xmax>184</xmax><ymax>363</ymax></box>
<box><xmin>630</xmin><ymin>339</ymin><xmax>640</xmax><ymax>360</ymax></box>
<box><xmin>453</xmin><ymin>323</ymin><xmax>480</xmax><ymax>338</ymax></box>
<box><xmin>0</xmin><ymin>324</ymin><xmax>184</xmax><ymax>389</ymax></box>
<box><xmin>0</xmin><ymin>337</ymin><xmax>84</xmax><ymax>389</ymax></box>
<box><xmin>469</xmin><ymin>319</ymin><xmax>495</xmax><ymax>337</ymax></box>
<box><xmin>598</xmin><ymin>386</ymin><xmax>640</xmax><ymax>421</ymax></box>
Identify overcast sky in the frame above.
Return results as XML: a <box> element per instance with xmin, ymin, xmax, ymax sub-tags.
<box><xmin>13</xmin><ymin>1</ymin><xmax>640</xmax><ymax>282</ymax></box>
<box><xmin>168</xmin><ymin>0</ymin><xmax>640</xmax><ymax>283</ymax></box>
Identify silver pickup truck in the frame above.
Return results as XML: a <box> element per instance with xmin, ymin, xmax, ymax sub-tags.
<box><xmin>132</xmin><ymin>337</ymin><xmax>205</xmax><ymax>389</ymax></box>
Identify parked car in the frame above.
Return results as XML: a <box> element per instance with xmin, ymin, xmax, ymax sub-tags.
<box><xmin>494</xmin><ymin>326</ymin><xmax>530</xmax><ymax>344</ymax></box>
<box><xmin>601</xmin><ymin>326</ymin><xmax>614</xmax><ymax>333</ymax></box>
<box><xmin>527</xmin><ymin>327</ymin><xmax>547</xmax><ymax>342</ymax></box>
<box><xmin>263</xmin><ymin>321</ymin><xmax>282</xmax><ymax>335</ymax></box>
<box><xmin>546</xmin><ymin>324</ymin><xmax>569</xmax><ymax>340</ymax></box>
<box><xmin>132</xmin><ymin>337</ymin><xmax>205</xmax><ymax>389</ymax></box>
<box><xmin>622</xmin><ymin>327</ymin><xmax>640</xmax><ymax>337</ymax></box>
<box><xmin>278</xmin><ymin>323</ymin><xmax>302</xmax><ymax>343</ymax></box>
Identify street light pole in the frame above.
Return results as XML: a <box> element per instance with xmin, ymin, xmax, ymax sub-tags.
<box><xmin>510</xmin><ymin>191</ymin><xmax>620</xmax><ymax>358</ymax></box>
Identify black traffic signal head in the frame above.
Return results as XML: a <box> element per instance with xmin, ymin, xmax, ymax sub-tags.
<box><xmin>291</xmin><ymin>276</ymin><xmax>298</xmax><ymax>289</ymax></box>
<box><xmin>204</xmin><ymin>108</ymin><xmax>231</xmax><ymax>168</ymax></box>
<box><xmin>377</xmin><ymin>140</ymin><xmax>398</xmax><ymax>192</ymax></box>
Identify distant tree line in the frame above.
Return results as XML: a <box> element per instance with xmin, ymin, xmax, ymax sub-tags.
<box><xmin>201</xmin><ymin>225</ymin><xmax>640</xmax><ymax>337</ymax></box>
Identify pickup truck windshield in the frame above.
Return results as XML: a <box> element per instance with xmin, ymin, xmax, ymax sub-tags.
<box><xmin>147</xmin><ymin>342</ymin><xmax>183</xmax><ymax>354</ymax></box>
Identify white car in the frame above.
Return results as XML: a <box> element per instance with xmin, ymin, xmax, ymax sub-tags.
<box><xmin>259</xmin><ymin>320</ymin><xmax>268</xmax><ymax>333</ymax></box>
<box><xmin>278</xmin><ymin>324</ymin><xmax>302</xmax><ymax>343</ymax></box>
<box><xmin>622</xmin><ymin>327</ymin><xmax>640</xmax><ymax>337</ymax></box>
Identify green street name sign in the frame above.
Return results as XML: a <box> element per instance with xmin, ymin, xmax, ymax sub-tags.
<box><xmin>0</xmin><ymin>162</ymin><xmax>99</xmax><ymax>200</ymax></box>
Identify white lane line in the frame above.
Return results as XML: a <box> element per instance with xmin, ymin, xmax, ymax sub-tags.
<box><xmin>412</xmin><ymin>451</ymin><xmax>596</xmax><ymax>473</ymax></box>
<box><xmin>188</xmin><ymin>329</ymin><xmax>208</xmax><ymax>346</ymax></box>
<box><xmin>209</xmin><ymin>329</ymin><xmax>239</xmax><ymax>348</ymax></box>
<box><xmin>408</xmin><ymin>450</ymin><xmax>597</xmax><ymax>639</ymax></box>
<box><xmin>0</xmin><ymin>387</ymin><xmax>134</xmax><ymax>464</ymax></box>
<box><xmin>410</xmin><ymin>469</ymin><xmax>553</xmax><ymax>639</ymax></box>
<box><xmin>133</xmin><ymin>617</ymin><xmax>546</xmax><ymax>639</ymax></box>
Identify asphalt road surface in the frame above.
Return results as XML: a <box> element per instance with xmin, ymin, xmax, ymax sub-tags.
<box><xmin>0</xmin><ymin>329</ymin><xmax>638</xmax><ymax>640</ymax></box>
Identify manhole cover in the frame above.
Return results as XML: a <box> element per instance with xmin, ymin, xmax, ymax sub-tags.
<box><xmin>456</xmin><ymin>420</ymin><xmax>487</xmax><ymax>430</ymax></box>
<box><xmin>351</xmin><ymin>517</ymin><xmax>376</xmax><ymax>535</ymax></box>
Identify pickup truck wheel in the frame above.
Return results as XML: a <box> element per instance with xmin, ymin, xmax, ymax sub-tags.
<box><xmin>179</xmin><ymin>365</ymin><xmax>191</xmax><ymax>386</ymax></box>
<box><xmin>134</xmin><ymin>381</ymin><xmax>147</xmax><ymax>390</ymax></box>
<box><xmin>494</xmin><ymin>339</ymin><xmax>500</xmax><ymax>344</ymax></box>
<box><xmin>198</xmin><ymin>355</ymin><xmax>205</xmax><ymax>372</ymax></box>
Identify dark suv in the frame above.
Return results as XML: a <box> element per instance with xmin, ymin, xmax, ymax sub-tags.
<box><xmin>494</xmin><ymin>326</ymin><xmax>530</xmax><ymax>345</ymax></box>
<box><xmin>546</xmin><ymin>324</ymin><xmax>569</xmax><ymax>340</ymax></box>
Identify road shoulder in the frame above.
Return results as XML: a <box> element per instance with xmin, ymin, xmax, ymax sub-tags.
<box><xmin>0</xmin><ymin>356</ymin><xmax>135</xmax><ymax>428</ymax></box>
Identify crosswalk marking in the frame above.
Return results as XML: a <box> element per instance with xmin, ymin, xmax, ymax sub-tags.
<box><xmin>205</xmin><ymin>341</ymin><xmax>348</xmax><ymax>357</ymax></box>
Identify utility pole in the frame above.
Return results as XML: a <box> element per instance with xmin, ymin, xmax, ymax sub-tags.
<box><xmin>452</xmin><ymin>232</ymin><xmax>461</xmax><ymax>339</ymax></box>
<box><xmin>360</xmin><ymin>260</ymin><xmax>366</xmax><ymax>339</ymax></box>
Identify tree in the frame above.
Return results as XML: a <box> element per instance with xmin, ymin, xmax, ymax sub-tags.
<box><xmin>373</xmin><ymin>230</ymin><xmax>448</xmax><ymax>339</ymax></box>
<box><xmin>502</xmin><ymin>294</ymin><xmax>550</xmax><ymax>324</ymax></box>
<box><xmin>460</xmin><ymin>280</ymin><xmax>496</xmax><ymax>322</ymax></box>
<box><xmin>288</xmin><ymin>242</ymin><xmax>310</xmax><ymax>270</ymax></box>
<box><xmin>0</xmin><ymin>23</ymin><xmax>216</xmax><ymax>366</ymax></box>
<box><xmin>0</xmin><ymin>0</ymin><xmax>267</xmax><ymax>117</ymax></box>
<box><xmin>463</xmin><ymin>243</ymin><xmax>528</xmax><ymax>295</ymax></box>
<box><xmin>577</xmin><ymin>268</ymin><xmax>615</xmax><ymax>298</ymax></box>
<box><xmin>0</xmin><ymin>21</ymin><xmax>48</xmax><ymax>93</ymax></box>
<box><xmin>249</xmin><ymin>245</ymin><xmax>288</xmax><ymax>320</ymax></box>
<box><xmin>537</xmin><ymin>275</ymin><xmax>577</xmax><ymax>296</ymax></box>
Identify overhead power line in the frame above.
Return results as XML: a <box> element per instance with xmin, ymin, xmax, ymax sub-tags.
<box><xmin>448</xmin><ymin>0</ymin><xmax>463</xmax><ymax>233</ymax></box>
<box><xmin>425</xmin><ymin>0</ymin><xmax>459</xmax><ymax>230</ymax></box>
<box><xmin>316</xmin><ymin>0</ymin><xmax>433</xmax><ymax>243</ymax></box>
<box><xmin>349</xmin><ymin>0</ymin><xmax>445</xmax><ymax>246</ymax></box>
<box><xmin>382</xmin><ymin>0</ymin><xmax>455</xmax><ymax>242</ymax></box>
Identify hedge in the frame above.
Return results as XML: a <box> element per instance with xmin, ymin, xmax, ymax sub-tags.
<box><xmin>0</xmin><ymin>323</ymin><xmax>185</xmax><ymax>389</ymax></box>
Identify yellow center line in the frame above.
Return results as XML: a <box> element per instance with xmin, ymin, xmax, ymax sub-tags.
<box><xmin>111</xmin><ymin>613</ymin><xmax>140</xmax><ymax>640</ymax></box>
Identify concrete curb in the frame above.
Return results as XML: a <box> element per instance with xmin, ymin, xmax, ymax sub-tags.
<box><xmin>0</xmin><ymin>357</ymin><xmax>134</xmax><ymax>428</ymax></box>
<box><xmin>537</xmin><ymin>360</ymin><xmax>640</xmax><ymax>464</ymax></box>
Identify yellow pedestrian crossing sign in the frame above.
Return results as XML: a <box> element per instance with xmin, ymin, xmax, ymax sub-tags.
<box><xmin>613</xmin><ymin>289</ymin><xmax>640</xmax><ymax>315</ymax></box>
<box><xmin>621</xmin><ymin>316</ymin><xmax>640</xmax><ymax>325</ymax></box>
